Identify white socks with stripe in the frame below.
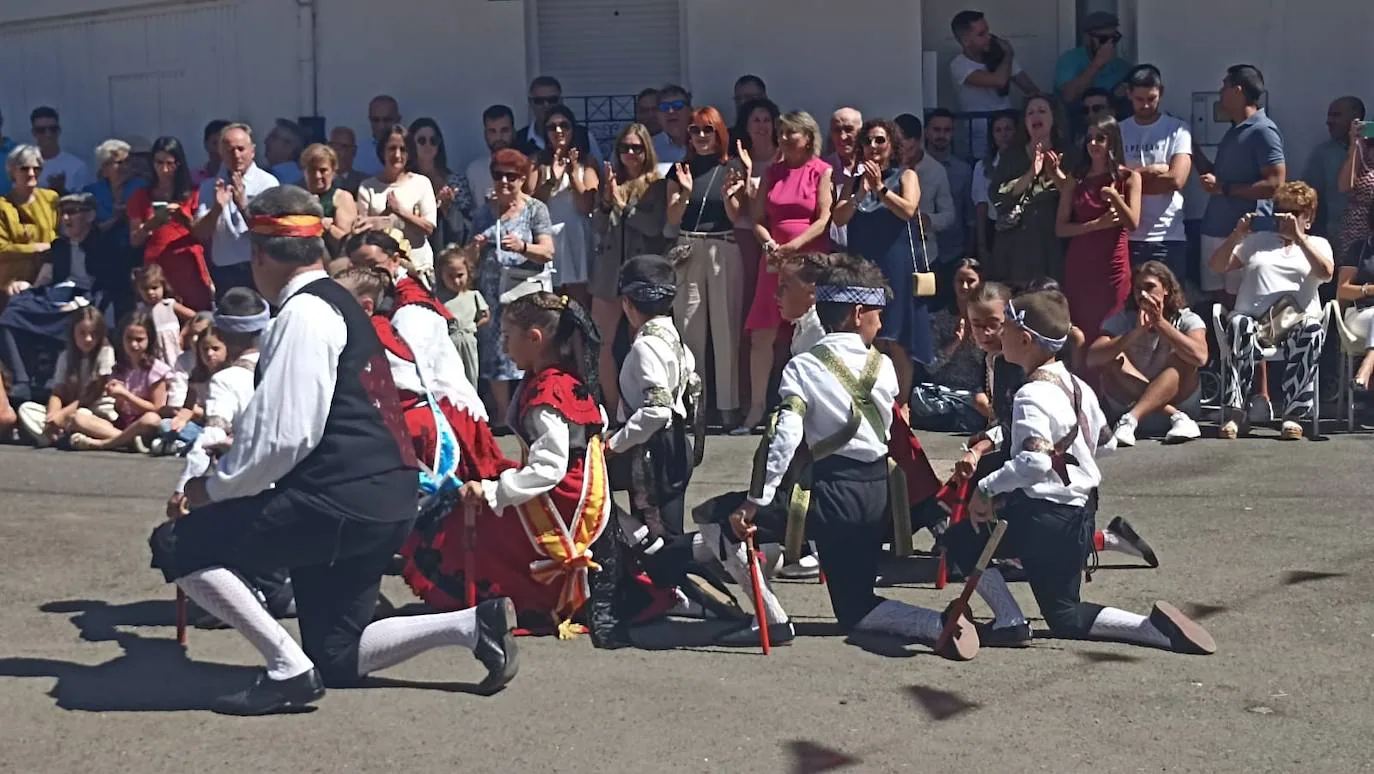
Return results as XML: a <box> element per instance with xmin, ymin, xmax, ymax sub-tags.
<box><xmin>975</xmin><ymin>568</ymin><xmax>1029</xmax><ymax>629</ymax></box>
<box><xmin>854</xmin><ymin>599</ymin><xmax>942</xmax><ymax>642</ymax></box>
<box><xmin>696</xmin><ymin>523</ymin><xmax>789</xmax><ymax>628</ymax></box>
<box><xmin>355</xmin><ymin>608</ymin><xmax>479</xmax><ymax>676</ymax></box>
<box><xmin>177</xmin><ymin>567</ymin><xmax>313</xmax><ymax>681</ymax></box>
<box><xmin>1087</xmin><ymin>607</ymin><xmax>1171</xmax><ymax>648</ymax></box>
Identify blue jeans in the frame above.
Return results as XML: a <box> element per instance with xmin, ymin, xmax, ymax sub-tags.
<box><xmin>1127</xmin><ymin>241</ymin><xmax>1188</xmax><ymax>285</ymax></box>
<box><xmin>157</xmin><ymin>418</ymin><xmax>203</xmax><ymax>451</ymax></box>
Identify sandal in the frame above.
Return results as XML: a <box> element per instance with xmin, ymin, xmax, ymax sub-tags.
<box><xmin>1279</xmin><ymin>420</ymin><xmax>1304</xmax><ymax>441</ymax></box>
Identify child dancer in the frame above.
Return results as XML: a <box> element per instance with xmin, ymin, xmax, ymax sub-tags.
<box><xmin>726</xmin><ymin>255</ymin><xmax>979</xmax><ymax>658</ymax></box>
<box><xmin>68</xmin><ymin>309</ymin><xmax>171</xmax><ymax>452</ymax></box>
<box><xmin>457</xmin><ymin>291</ymin><xmax>619</xmax><ymax>640</ymax></box>
<box><xmin>437</xmin><ymin>245</ymin><xmax>490</xmax><ymax>388</ymax></box>
<box><xmin>947</xmin><ymin>288</ymin><xmax>1213</xmax><ymax>654</ymax></box>
<box><xmin>15</xmin><ymin>307</ymin><xmax>115</xmax><ymax>447</ymax></box>
<box><xmin>133</xmin><ymin>264</ymin><xmax>195</xmax><ymax>369</ymax></box>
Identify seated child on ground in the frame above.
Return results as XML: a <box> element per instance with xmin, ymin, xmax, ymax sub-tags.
<box><xmin>67</xmin><ymin>309</ymin><xmax>170</xmax><ymax>451</ymax></box>
<box><xmin>15</xmin><ymin>307</ymin><xmax>117</xmax><ymax>447</ymax></box>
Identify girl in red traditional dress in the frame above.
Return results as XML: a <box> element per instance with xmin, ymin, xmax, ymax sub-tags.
<box><xmin>457</xmin><ymin>291</ymin><xmax>618</xmax><ymax>639</ymax></box>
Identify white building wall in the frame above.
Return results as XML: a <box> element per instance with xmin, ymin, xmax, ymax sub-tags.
<box><xmin>682</xmin><ymin>0</ymin><xmax>924</xmax><ymax>128</ymax></box>
<box><xmin>1134</xmin><ymin>0</ymin><xmax>1373</xmax><ymax>213</ymax></box>
<box><xmin>315</xmin><ymin>0</ymin><xmax>528</xmax><ymax>167</ymax></box>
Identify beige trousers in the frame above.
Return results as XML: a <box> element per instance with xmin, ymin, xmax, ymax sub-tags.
<box><xmin>672</xmin><ymin>232</ymin><xmax>744</xmax><ymax>412</ymax></box>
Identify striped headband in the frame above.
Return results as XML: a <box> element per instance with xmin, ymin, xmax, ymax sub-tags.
<box><xmin>1005</xmin><ymin>299</ymin><xmax>1067</xmax><ymax>352</ymax></box>
<box><xmin>249</xmin><ymin>214</ymin><xmax>324</xmax><ymax>238</ymax></box>
<box><xmin>814</xmin><ymin>284</ymin><xmax>887</xmax><ymax>307</ymax></box>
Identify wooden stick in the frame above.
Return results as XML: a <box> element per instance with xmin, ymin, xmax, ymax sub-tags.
<box><xmin>463</xmin><ymin>504</ymin><xmax>478</xmax><ymax>609</ymax></box>
<box><xmin>745</xmin><ymin>533</ymin><xmax>771</xmax><ymax>655</ymax></box>
<box><xmin>175</xmin><ymin>588</ymin><xmax>188</xmax><ymax>648</ymax></box>
<box><xmin>935</xmin><ymin>519</ymin><xmax>1007</xmax><ymax>653</ymax></box>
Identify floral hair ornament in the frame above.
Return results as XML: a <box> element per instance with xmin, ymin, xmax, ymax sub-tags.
<box><xmin>249</xmin><ymin>214</ymin><xmax>324</xmax><ymax>238</ymax></box>
<box><xmin>383</xmin><ymin>227</ymin><xmax>412</xmax><ymax>259</ymax></box>
<box><xmin>1005</xmin><ymin>299</ymin><xmax>1067</xmax><ymax>352</ymax></box>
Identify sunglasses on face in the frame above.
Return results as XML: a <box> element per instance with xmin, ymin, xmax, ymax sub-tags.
<box><xmin>369</xmin><ymin>115</ymin><xmax>397</xmax><ymax>125</ymax></box>
<box><xmin>617</xmin><ymin>143</ymin><xmax>645</xmax><ymax>155</ymax></box>
<box><xmin>688</xmin><ymin>125</ymin><xmax>714</xmax><ymax>137</ymax></box>
<box><xmin>416</xmin><ymin>135</ymin><xmax>439</xmax><ymax>147</ymax></box>
<box><xmin>547</xmin><ymin>121</ymin><xmax>571</xmax><ymax>134</ymax></box>
<box><xmin>861</xmin><ymin>135</ymin><xmax>889</xmax><ymax>146</ymax></box>
<box><xmin>1086</xmin><ymin>133</ymin><xmax>1109</xmax><ymax>144</ymax></box>
<box><xmin>530</xmin><ymin>96</ymin><xmax>561</xmax><ymax>107</ymax></box>
<box><xmin>1091</xmin><ymin>32</ymin><xmax>1122</xmax><ymax>44</ymax></box>
<box><xmin>33</xmin><ymin>125</ymin><xmax>59</xmax><ymax>135</ymax></box>
<box><xmin>490</xmin><ymin>170</ymin><xmax>523</xmax><ymax>183</ymax></box>
<box><xmin>1083</xmin><ymin>103</ymin><xmax>1111</xmax><ymax>114</ymax></box>
<box><xmin>658</xmin><ymin>100</ymin><xmax>687</xmax><ymax>113</ymax></box>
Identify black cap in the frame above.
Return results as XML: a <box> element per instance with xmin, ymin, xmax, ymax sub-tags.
<box><xmin>1082</xmin><ymin>11</ymin><xmax>1119</xmax><ymax>32</ymax></box>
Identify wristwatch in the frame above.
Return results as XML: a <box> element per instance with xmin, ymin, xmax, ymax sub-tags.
<box><xmin>878</xmin><ymin>185</ymin><xmax>890</xmax><ymax>198</ymax></box>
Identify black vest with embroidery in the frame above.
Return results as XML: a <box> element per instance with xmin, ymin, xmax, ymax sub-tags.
<box><xmin>262</xmin><ymin>278</ymin><xmax>418</xmax><ymax>505</ymax></box>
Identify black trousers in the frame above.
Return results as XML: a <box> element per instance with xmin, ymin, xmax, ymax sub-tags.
<box><xmin>942</xmin><ymin>490</ymin><xmax>1104</xmax><ymax>637</ymax></box>
<box><xmin>149</xmin><ymin>471</ymin><xmax>416</xmax><ymax>687</ymax></box>
<box><xmin>805</xmin><ymin>456</ymin><xmax>891</xmax><ymax>632</ymax></box>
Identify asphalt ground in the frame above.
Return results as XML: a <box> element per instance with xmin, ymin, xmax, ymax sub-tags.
<box><xmin>1</xmin><ymin>428</ymin><xmax>1371</xmax><ymax>773</ymax></box>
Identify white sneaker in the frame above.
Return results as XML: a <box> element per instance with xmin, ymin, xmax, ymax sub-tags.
<box><xmin>1112</xmin><ymin>414</ymin><xmax>1138</xmax><ymax>447</ymax></box>
<box><xmin>149</xmin><ymin>438</ymin><xmax>165</xmax><ymax>456</ymax></box>
<box><xmin>777</xmin><ymin>553</ymin><xmax>821</xmax><ymax>579</ymax></box>
<box><xmin>1165</xmin><ymin>413</ymin><xmax>1201</xmax><ymax>444</ymax></box>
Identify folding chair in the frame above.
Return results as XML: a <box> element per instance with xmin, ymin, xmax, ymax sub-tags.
<box><xmin>1329</xmin><ymin>300</ymin><xmax>1366</xmax><ymax>432</ymax></box>
<box><xmin>1210</xmin><ymin>303</ymin><xmax>1321</xmax><ymax>438</ymax></box>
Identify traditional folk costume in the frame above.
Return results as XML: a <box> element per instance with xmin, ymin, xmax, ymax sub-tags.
<box><xmin>942</xmin><ymin>300</ymin><xmax>1213</xmax><ymax>654</ymax></box>
<box><xmin>707</xmin><ymin>283</ymin><xmax>978</xmax><ymax>656</ymax></box>
<box><xmin>149</xmin><ymin>215</ymin><xmax>517</xmax><ymax>716</ymax></box>
<box><xmin>474</xmin><ymin>362</ymin><xmax>614</xmax><ymax>635</ymax></box>
<box><xmin>934</xmin><ymin>351</ymin><xmax>1158</xmax><ymax>572</ymax></box>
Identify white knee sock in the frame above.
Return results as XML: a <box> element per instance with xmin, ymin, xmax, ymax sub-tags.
<box><xmin>699</xmin><ymin>523</ymin><xmax>788</xmax><ymax>627</ymax></box>
<box><xmin>1087</xmin><ymin>607</ymin><xmax>1171</xmax><ymax>648</ymax></box>
<box><xmin>356</xmin><ymin>608</ymin><xmax>479</xmax><ymax>677</ymax></box>
<box><xmin>853</xmin><ymin>599</ymin><xmax>941</xmax><ymax>642</ymax></box>
<box><xmin>975</xmin><ymin>568</ymin><xmax>1028</xmax><ymax>629</ymax></box>
<box><xmin>177</xmin><ymin>567</ymin><xmax>313</xmax><ymax>681</ymax></box>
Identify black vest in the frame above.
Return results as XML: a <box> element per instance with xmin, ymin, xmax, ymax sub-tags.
<box><xmin>262</xmin><ymin>277</ymin><xmax>418</xmax><ymax>503</ymax></box>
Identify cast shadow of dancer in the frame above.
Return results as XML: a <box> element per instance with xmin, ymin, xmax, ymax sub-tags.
<box><xmin>0</xmin><ymin>598</ymin><xmax>498</xmax><ymax>712</ymax></box>
<box><xmin>0</xmin><ymin>600</ymin><xmax>258</xmax><ymax>712</ymax></box>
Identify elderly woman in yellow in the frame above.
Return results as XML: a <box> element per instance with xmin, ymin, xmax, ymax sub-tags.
<box><xmin>0</xmin><ymin>145</ymin><xmax>58</xmax><ymax>293</ymax></box>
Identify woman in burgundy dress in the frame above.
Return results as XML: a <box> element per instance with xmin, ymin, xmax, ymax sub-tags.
<box><xmin>1056</xmin><ymin>113</ymin><xmax>1140</xmax><ymax>343</ymax></box>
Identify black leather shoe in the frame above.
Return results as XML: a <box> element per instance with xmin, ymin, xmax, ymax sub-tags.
<box><xmin>1149</xmin><ymin>601</ymin><xmax>1216</xmax><ymax>655</ymax></box>
<box><xmin>714</xmin><ymin>620</ymin><xmax>795</xmax><ymax>648</ymax></box>
<box><xmin>972</xmin><ymin>619</ymin><xmax>1034</xmax><ymax>648</ymax></box>
<box><xmin>473</xmin><ymin>598</ymin><xmax>519</xmax><ymax>695</ymax></box>
<box><xmin>1107</xmin><ymin>516</ymin><xmax>1159</xmax><ymax>568</ymax></box>
<box><xmin>212</xmin><ymin>668</ymin><xmax>325</xmax><ymax>716</ymax></box>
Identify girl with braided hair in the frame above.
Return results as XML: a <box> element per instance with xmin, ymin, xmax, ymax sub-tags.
<box><xmin>458</xmin><ymin>291</ymin><xmax>618</xmax><ymax>639</ymax></box>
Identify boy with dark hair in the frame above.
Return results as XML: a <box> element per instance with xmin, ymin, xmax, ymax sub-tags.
<box><xmin>727</xmin><ymin>255</ymin><xmax>978</xmax><ymax>657</ymax></box>
<box><xmin>948</xmin><ymin>288</ymin><xmax>1214</xmax><ymax>654</ymax></box>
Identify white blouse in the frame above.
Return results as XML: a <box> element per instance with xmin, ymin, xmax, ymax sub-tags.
<box><xmin>356</xmin><ymin>173</ymin><xmax>439</xmax><ymax>271</ymax></box>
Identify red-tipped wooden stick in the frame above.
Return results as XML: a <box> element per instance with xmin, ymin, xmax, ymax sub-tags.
<box><xmin>175</xmin><ymin>588</ymin><xmax>188</xmax><ymax>647</ymax></box>
<box><xmin>745</xmin><ymin>533</ymin><xmax>771</xmax><ymax>655</ymax></box>
<box><xmin>935</xmin><ymin>520</ymin><xmax>1007</xmax><ymax>653</ymax></box>
<box><xmin>463</xmin><ymin>504</ymin><xmax>478</xmax><ymax>609</ymax></box>
<box><xmin>935</xmin><ymin>547</ymin><xmax>948</xmax><ymax>590</ymax></box>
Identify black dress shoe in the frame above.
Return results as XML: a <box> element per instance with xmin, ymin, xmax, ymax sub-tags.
<box><xmin>212</xmin><ymin>668</ymin><xmax>325</xmax><ymax>716</ymax></box>
<box><xmin>714</xmin><ymin>620</ymin><xmax>795</xmax><ymax>648</ymax></box>
<box><xmin>473</xmin><ymin>598</ymin><xmax>520</xmax><ymax>695</ymax></box>
<box><xmin>972</xmin><ymin>619</ymin><xmax>1034</xmax><ymax>648</ymax></box>
<box><xmin>1107</xmin><ymin>516</ymin><xmax>1159</xmax><ymax>568</ymax></box>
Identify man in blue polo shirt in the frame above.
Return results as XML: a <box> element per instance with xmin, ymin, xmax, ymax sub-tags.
<box><xmin>1197</xmin><ymin>65</ymin><xmax>1286</xmax><ymax>300</ymax></box>
<box><xmin>1055</xmin><ymin>11</ymin><xmax>1134</xmax><ymax>118</ymax></box>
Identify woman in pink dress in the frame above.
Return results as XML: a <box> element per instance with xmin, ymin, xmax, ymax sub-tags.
<box><xmin>1056</xmin><ymin>113</ymin><xmax>1141</xmax><ymax>344</ymax></box>
<box><xmin>736</xmin><ymin>111</ymin><xmax>834</xmax><ymax>433</ymax></box>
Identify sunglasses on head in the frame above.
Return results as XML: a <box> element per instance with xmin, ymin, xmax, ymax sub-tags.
<box><xmin>658</xmin><ymin>99</ymin><xmax>687</xmax><ymax>113</ymax></box>
<box><xmin>490</xmin><ymin>170</ymin><xmax>523</xmax><ymax>183</ymax></box>
<box><xmin>688</xmin><ymin>125</ymin><xmax>714</xmax><ymax>137</ymax></box>
<box><xmin>617</xmin><ymin>143</ymin><xmax>645</xmax><ymax>155</ymax></box>
<box><xmin>530</xmin><ymin>96</ymin><xmax>561</xmax><ymax>106</ymax></box>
